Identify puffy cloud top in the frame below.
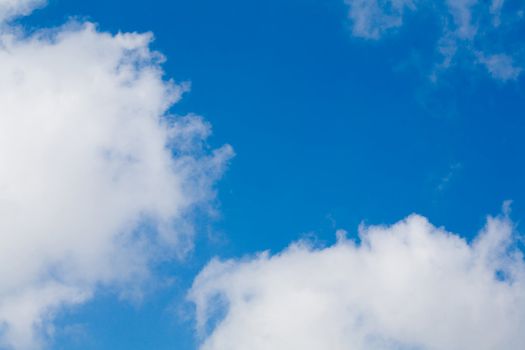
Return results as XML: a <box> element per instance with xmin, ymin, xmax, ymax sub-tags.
<box><xmin>0</xmin><ymin>14</ymin><xmax>231</xmax><ymax>350</ymax></box>
<box><xmin>190</xmin><ymin>212</ymin><xmax>525</xmax><ymax>350</ymax></box>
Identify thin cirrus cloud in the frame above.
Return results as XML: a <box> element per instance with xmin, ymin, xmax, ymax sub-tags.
<box><xmin>190</xmin><ymin>208</ymin><xmax>525</xmax><ymax>350</ymax></box>
<box><xmin>345</xmin><ymin>0</ymin><xmax>416</xmax><ymax>40</ymax></box>
<box><xmin>0</xmin><ymin>0</ymin><xmax>232</xmax><ymax>349</ymax></box>
<box><xmin>344</xmin><ymin>0</ymin><xmax>524</xmax><ymax>82</ymax></box>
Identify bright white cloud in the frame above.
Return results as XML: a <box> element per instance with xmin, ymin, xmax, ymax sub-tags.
<box><xmin>0</xmin><ymin>9</ymin><xmax>232</xmax><ymax>350</ymax></box>
<box><xmin>190</xmin><ymin>211</ymin><xmax>525</xmax><ymax>350</ymax></box>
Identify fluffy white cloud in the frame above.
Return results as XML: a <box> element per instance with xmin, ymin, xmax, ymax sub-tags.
<box><xmin>190</xmin><ymin>211</ymin><xmax>525</xmax><ymax>350</ymax></box>
<box><xmin>0</xmin><ymin>7</ymin><xmax>232</xmax><ymax>350</ymax></box>
<box><xmin>344</xmin><ymin>0</ymin><xmax>524</xmax><ymax>81</ymax></box>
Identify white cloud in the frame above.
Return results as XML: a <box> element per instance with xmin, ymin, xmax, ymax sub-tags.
<box><xmin>190</xmin><ymin>210</ymin><xmax>525</xmax><ymax>350</ymax></box>
<box><xmin>0</xmin><ymin>9</ymin><xmax>232</xmax><ymax>350</ymax></box>
<box><xmin>0</xmin><ymin>0</ymin><xmax>44</xmax><ymax>23</ymax></box>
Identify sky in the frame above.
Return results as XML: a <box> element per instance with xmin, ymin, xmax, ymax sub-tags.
<box><xmin>0</xmin><ymin>0</ymin><xmax>525</xmax><ymax>349</ymax></box>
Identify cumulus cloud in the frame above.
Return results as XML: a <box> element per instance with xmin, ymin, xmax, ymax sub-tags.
<box><xmin>190</xmin><ymin>210</ymin><xmax>525</xmax><ymax>350</ymax></box>
<box><xmin>0</xmin><ymin>4</ymin><xmax>232</xmax><ymax>349</ymax></box>
<box><xmin>344</xmin><ymin>0</ymin><xmax>524</xmax><ymax>81</ymax></box>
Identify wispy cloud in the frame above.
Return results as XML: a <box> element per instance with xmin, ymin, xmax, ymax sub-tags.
<box><xmin>436</xmin><ymin>162</ymin><xmax>462</xmax><ymax>192</ymax></box>
<box><xmin>0</xmin><ymin>0</ymin><xmax>44</xmax><ymax>23</ymax></box>
<box><xmin>476</xmin><ymin>52</ymin><xmax>523</xmax><ymax>81</ymax></box>
<box><xmin>345</xmin><ymin>0</ymin><xmax>416</xmax><ymax>39</ymax></box>
<box><xmin>345</xmin><ymin>0</ymin><xmax>524</xmax><ymax>82</ymax></box>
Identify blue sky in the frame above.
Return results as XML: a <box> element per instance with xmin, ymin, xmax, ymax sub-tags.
<box><xmin>2</xmin><ymin>0</ymin><xmax>525</xmax><ymax>349</ymax></box>
<box><xmin>25</xmin><ymin>0</ymin><xmax>524</xmax><ymax>241</ymax></box>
